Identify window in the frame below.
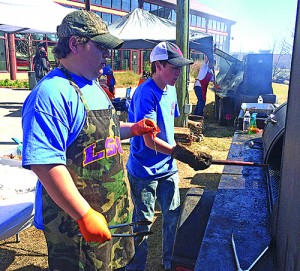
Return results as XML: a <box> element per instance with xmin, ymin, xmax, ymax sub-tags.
<box><xmin>191</xmin><ymin>14</ymin><xmax>197</xmax><ymax>26</ymax></box>
<box><xmin>170</xmin><ymin>9</ymin><xmax>176</xmax><ymax>22</ymax></box>
<box><xmin>122</xmin><ymin>0</ymin><xmax>130</xmax><ymax>11</ymax></box>
<box><xmin>112</xmin><ymin>14</ymin><xmax>122</xmax><ymax>23</ymax></box>
<box><xmin>142</xmin><ymin>50</ymin><xmax>151</xmax><ymax>72</ymax></box>
<box><xmin>201</xmin><ymin>18</ymin><xmax>206</xmax><ymax>28</ymax></box>
<box><xmin>157</xmin><ymin>6</ymin><xmax>165</xmax><ymax>18</ymax></box>
<box><xmin>0</xmin><ymin>33</ymin><xmax>7</xmax><ymax>71</ymax></box>
<box><xmin>91</xmin><ymin>0</ymin><xmax>101</xmax><ymax>5</ymax></box>
<box><xmin>212</xmin><ymin>33</ymin><xmax>216</xmax><ymax>42</ymax></box>
<box><xmin>208</xmin><ymin>20</ymin><xmax>212</xmax><ymax>30</ymax></box>
<box><xmin>102</xmin><ymin>0</ymin><xmax>111</xmax><ymax>8</ymax></box>
<box><xmin>144</xmin><ymin>2</ymin><xmax>150</xmax><ymax>12</ymax></box>
<box><xmin>102</xmin><ymin>12</ymin><xmax>112</xmax><ymax>25</ymax></box>
<box><xmin>165</xmin><ymin>8</ymin><xmax>172</xmax><ymax>20</ymax></box>
<box><xmin>112</xmin><ymin>50</ymin><xmax>121</xmax><ymax>70</ymax></box>
<box><xmin>112</xmin><ymin>0</ymin><xmax>121</xmax><ymax>10</ymax></box>
<box><xmin>219</xmin><ymin>35</ymin><xmax>224</xmax><ymax>44</ymax></box>
<box><xmin>122</xmin><ymin>50</ymin><xmax>130</xmax><ymax>70</ymax></box>
<box><xmin>151</xmin><ymin>4</ymin><xmax>158</xmax><ymax>16</ymax></box>
<box><xmin>196</xmin><ymin>16</ymin><xmax>202</xmax><ymax>27</ymax></box>
<box><xmin>131</xmin><ymin>0</ymin><xmax>138</xmax><ymax>11</ymax></box>
<box><xmin>212</xmin><ymin>20</ymin><xmax>217</xmax><ymax>30</ymax></box>
<box><xmin>15</xmin><ymin>34</ymin><xmax>31</xmax><ymax>71</ymax></box>
<box><xmin>95</xmin><ymin>11</ymin><xmax>102</xmax><ymax>17</ymax></box>
<box><xmin>224</xmin><ymin>24</ymin><xmax>227</xmax><ymax>32</ymax></box>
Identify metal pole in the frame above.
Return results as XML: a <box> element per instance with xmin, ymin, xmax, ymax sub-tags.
<box><xmin>85</xmin><ymin>0</ymin><xmax>90</xmax><ymax>11</ymax></box>
<box><xmin>211</xmin><ymin>160</ymin><xmax>268</xmax><ymax>167</ymax></box>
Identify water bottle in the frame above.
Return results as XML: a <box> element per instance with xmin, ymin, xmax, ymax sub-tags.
<box><xmin>257</xmin><ymin>95</ymin><xmax>263</xmax><ymax>103</ymax></box>
<box><xmin>243</xmin><ymin>111</ymin><xmax>251</xmax><ymax>132</ymax></box>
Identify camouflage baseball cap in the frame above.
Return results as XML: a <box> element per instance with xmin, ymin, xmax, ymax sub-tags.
<box><xmin>57</xmin><ymin>10</ymin><xmax>123</xmax><ymax>49</ymax></box>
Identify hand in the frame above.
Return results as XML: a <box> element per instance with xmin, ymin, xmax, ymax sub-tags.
<box><xmin>171</xmin><ymin>142</ymin><xmax>212</xmax><ymax>170</ymax></box>
<box><xmin>131</xmin><ymin>118</ymin><xmax>160</xmax><ymax>137</ymax></box>
<box><xmin>77</xmin><ymin>208</ymin><xmax>112</xmax><ymax>243</ymax></box>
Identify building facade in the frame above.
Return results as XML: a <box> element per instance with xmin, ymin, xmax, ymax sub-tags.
<box><xmin>0</xmin><ymin>0</ymin><xmax>235</xmax><ymax>80</ymax></box>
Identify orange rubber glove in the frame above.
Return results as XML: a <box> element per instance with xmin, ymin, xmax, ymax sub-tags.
<box><xmin>131</xmin><ymin>118</ymin><xmax>160</xmax><ymax>137</ymax></box>
<box><xmin>77</xmin><ymin>208</ymin><xmax>112</xmax><ymax>243</ymax></box>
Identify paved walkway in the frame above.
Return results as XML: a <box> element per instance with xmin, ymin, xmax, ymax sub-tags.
<box><xmin>0</xmin><ymin>88</ymin><xmax>29</xmax><ymax>153</ymax></box>
<box><xmin>0</xmin><ymin>87</ymin><xmax>132</xmax><ymax>153</ymax></box>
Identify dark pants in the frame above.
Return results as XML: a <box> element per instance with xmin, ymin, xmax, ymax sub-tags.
<box><xmin>194</xmin><ymin>85</ymin><xmax>205</xmax><ymax>116</ymax></box>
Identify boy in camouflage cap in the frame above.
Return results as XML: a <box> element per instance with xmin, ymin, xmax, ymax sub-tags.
<box><xmin>22</xmin><ymin>10</ymin><xmax>159</xmax><ymax>271</ymax></box>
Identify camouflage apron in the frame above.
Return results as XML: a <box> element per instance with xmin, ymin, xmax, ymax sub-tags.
<box><xmin>42</xmin><ymin>69</ymin><xmax>134</xmax><ymax>270</ymax></box>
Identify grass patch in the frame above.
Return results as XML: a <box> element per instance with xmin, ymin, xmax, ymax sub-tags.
<box><xmin>272</xmin><ymin>82</ymin><xmax>289</xmax><ymax>104</ymax></box>
<box><xmin>114</xmin><ymin>71</ymin><xmax>141</xmax><ymax>88</ymax></box>
<box><xmin>0</xmin><ymin>79</ymin><xmax>29</xmax><ymax>89</ymax></box>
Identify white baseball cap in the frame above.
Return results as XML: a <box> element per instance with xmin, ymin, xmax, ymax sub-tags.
<box><xmin>150</xmin><ymin>41</ymin><xmax>193</xmax><ymax>67</ymax></box>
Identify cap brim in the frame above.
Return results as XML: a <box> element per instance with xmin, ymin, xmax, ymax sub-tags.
<box><xmin>91</xmin><ymin>33</ymin><xmax>124</xmax><ymax>49</ymax></box>
<box><xmin>168</xmin><ymin>57</ymin><xmax>193</xmax><ymax>67</ymax></box>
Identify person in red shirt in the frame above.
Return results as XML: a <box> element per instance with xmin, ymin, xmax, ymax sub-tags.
<box><xmin>193</xmin><ymin>56</ymin><xmax>213</xmax><ymax>116</ymax></box>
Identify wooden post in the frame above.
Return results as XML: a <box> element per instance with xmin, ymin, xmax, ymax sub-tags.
<box><xmin>8</xmin><ymin>34</ymin><xmax>17</xmax><ymax>80</ymax></box>
<box><xmin>175</xmin><ymin>0</ymin><xmax>190</xmax><ymax>127</ymax></box>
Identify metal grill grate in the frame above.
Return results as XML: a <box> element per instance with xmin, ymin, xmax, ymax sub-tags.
<box><xmin>268</xmin><ymin>167</ymin><xmax>281</xmax><ymax>206</ymax></box>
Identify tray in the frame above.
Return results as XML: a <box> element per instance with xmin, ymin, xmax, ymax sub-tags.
<box><xmin>241</xmin><ymin>103</ymin><xmax>275</xmax><ymax>116</ymax></box>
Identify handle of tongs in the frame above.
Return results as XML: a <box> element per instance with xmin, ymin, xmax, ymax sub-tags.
<box><xmin>112</xmin><ymin>231</ymin><xmax>153</xmax><ymax>237</ymax></box>
<box><xmin>108</xmin><ymin>220</ymin><xmax>151</xmax><ymax>229</ymax></box>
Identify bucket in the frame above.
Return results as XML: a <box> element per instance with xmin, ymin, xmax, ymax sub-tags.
<box><xmin>28</xmin><ymin>71</ymin><xmax>37</xmax><ymax>90</ymax></box>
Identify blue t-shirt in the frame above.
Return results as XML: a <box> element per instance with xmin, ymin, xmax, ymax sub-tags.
<box><xmin>126</xmin><ymin>78</ymin><xmax>180</xmax><ymax>179</ymax></box>
<box><xmin>22</xmin><ymin>68</ymin><xmax>111</xmax><ymax>229</ymax></box>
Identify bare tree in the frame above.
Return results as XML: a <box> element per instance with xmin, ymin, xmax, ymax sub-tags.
<box><xmin>272</xmin><ymin>30</ymin><xmax>294</xmax><ymax>82</ymax></box>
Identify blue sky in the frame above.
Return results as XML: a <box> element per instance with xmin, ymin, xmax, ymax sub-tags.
<box><xmin>198</xmin><ymin>0</ymin><xmax>298</xmax><ymax>53</ymax></box>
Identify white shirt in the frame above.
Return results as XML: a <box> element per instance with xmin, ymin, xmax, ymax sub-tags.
<box><xmin>195</xmin><ymin>62</ymin><xmax>210</xmax><ymax>87</ymax></box>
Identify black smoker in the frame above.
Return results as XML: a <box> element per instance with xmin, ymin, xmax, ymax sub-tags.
<box><xmin>214</xmin><ymin>49</ymin><xmax>277</xmax><ymax>125</ymax></box>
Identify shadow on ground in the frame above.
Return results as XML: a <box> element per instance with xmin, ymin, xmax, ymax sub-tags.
<box><xmin>0</xmin><ymin>102</ymin><xmax>23</xmax><ymax>117</ymax></box>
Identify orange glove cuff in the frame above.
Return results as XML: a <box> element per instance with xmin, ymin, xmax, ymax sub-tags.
<box><xmin>131</xmin><ymin>118</ymin><xmax>160</xmax><ymax>136</ymax></box>
<box><xmin>77</xmin><ymin>208</ymin><xmax>111</xmax><ymax>243</ymax></box>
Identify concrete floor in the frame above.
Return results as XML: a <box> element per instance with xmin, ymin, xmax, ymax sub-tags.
<box><xmin>0</xmin><ymin>88</ymin><xmax>29</xmax><ymax>153</ymax></box>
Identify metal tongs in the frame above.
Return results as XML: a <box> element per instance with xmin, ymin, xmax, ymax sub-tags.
<box><xmin>231</xmin><ymin>234</ymin><xmax>269</xmax><ymax>271</ymax></box>
<box><xmin>109</xmin><ymin>220</ymin><xmax>153</xmax><ymax>237</ymax></box>
<box><xmin>78</xmin><ymin>220</ymin><xmax>153</xmax><ymax>238</ymax></box>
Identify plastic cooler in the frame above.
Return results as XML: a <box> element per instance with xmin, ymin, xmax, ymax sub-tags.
<box><xmin>0</xmin><ymin>147</ymin><xmax>37</xmax><ymax>241</ymax></box>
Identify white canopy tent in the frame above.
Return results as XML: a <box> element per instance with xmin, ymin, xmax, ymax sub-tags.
<box><xmin>0</xmin><ymin>0</ymin><xmax>75</xmax><ymax>34</ymax></box>
<box><xmin>108</xmin><ymin>8</ymin><xmax>214</xmax><ymax>63</ymax></box>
